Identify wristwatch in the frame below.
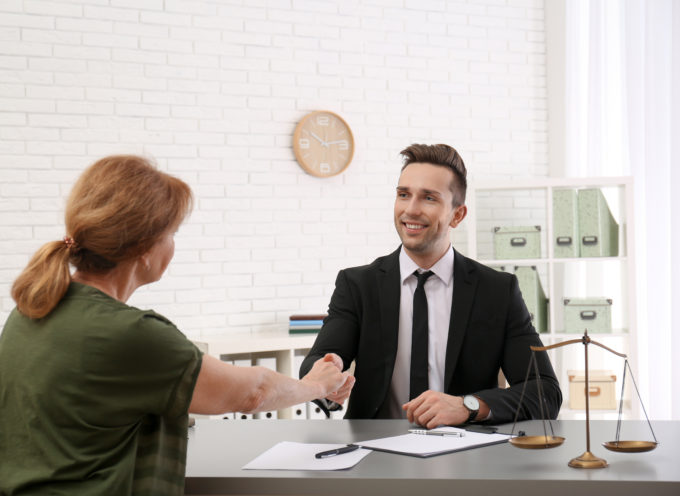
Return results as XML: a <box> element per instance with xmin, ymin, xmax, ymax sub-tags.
<box><xmin>462</xmin><ymin>395</ymin><xmax>480</xmax><ymax>423</ymax></box>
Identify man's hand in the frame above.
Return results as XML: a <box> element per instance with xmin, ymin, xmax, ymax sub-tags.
<box><xmin>322</xmin><ymin>352</ymin><xmax>344</xmax><ymax>371</ymax></box>
<box><xmin>402</xmin><ymin>391</ymin><xmax>476</xmax><ymax>429</ymax></box>
<box><xmin>301</xmin><ymin>353</ymin><xmax>352</xmax><ymax>399</ymax></box>
<box><xmin>303</xmin><ymin>353</ymin><xmax>355</xmax><ymax>404</ymax></box>
<box><xmin>321</xmin><ymin>353</ymin><xmax>355</xmax><ymax>404</ymax></box>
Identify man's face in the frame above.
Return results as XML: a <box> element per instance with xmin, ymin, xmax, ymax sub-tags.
<box><xmin>393</xmin><ymin>162</ymin><xmax>466</xmax><ymax>260</ymax></box>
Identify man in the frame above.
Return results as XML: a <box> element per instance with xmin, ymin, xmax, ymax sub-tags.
<box><xmin>301</xmin><ymin>144</ymin><xmax>561</xmax><ymax>427</ymax></box>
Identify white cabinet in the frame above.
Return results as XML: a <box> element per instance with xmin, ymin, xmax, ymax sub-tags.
<box><xmin>455</xmin><ymin>177</ymin><xmax>637</xmax><ymax>419</ymax></box>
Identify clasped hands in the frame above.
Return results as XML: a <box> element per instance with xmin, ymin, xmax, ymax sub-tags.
<box><xmin>403</xmin><ymin>391</ymin><xmax>474</xmax><ymax>429</ymax></box>
<box><xmin>307</xmin><ymin>353</ymin><xmax>355</xmax><ymax>404</ymax></box>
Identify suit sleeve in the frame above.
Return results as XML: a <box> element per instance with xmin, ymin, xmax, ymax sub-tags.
<box><xmin>299</xmin><ymin>270</ymin><xmax>360</xmax><ymax>379</ymax></box>
<box><xmin>474</xmin><ymin>274</ymin><xmax>562</xmax><ymax>423</ymax></box>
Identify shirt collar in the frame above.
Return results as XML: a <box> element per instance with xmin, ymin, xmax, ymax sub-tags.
<box><xmin>399</xmin><ymin>245</ymin><xmax>454</xmax><ymax>287</ymax></box>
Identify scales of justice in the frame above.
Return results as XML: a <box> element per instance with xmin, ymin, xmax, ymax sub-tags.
<box><xmin>508</xmin><ymin>330</ymin><xmax>658</xmax><ymax>469</ymax></box>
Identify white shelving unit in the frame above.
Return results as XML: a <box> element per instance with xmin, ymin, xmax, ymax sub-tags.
<box><xmin>194</xmin><ymin>333</ymin><xmax>328</xmax><ymax>420</ymax></box>
<box><xmin>459</xmin><ymin>176</ymin><xmax>637</xmax><ymax>420</ymax></box>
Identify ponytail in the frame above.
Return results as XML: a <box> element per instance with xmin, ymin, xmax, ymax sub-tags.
<box><xmin>11</xmin><ymin>240</ymin><xmax>72</xmax><ymax>319</ymax></box>
<box><xmin>11</xmin><ymin>154</ymin><xmax>193</xmax><ymax>320</ymax></box>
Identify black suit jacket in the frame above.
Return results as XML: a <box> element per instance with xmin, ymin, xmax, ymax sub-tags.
<box><xmin>300</xmin><ymin>247</ymin><xmax>562</xmax><ymax>423</ymax></box>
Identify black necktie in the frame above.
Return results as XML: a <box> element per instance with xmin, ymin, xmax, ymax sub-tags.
<box><xmin>410</xmin><ymin>270</ymin><xmax>434</xmax><ymax>400</ymax></box>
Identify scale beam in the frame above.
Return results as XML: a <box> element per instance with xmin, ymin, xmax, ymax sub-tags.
<box><xmin>531</xmin><ymin>337</ymin><xmax>627</xmax><ymax>358</ymax></box>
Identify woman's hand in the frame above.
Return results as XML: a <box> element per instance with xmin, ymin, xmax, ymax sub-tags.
<box><xmin>302</xmin><ymin>353</ymin><xmax>355</xmax><ymax>402</ymax></box>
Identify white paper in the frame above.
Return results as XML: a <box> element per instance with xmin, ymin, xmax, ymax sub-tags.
<box><xmin>242</xmin><ymin>442</ymin><xmax>371</xmax><ymax>471</ymax></box>
<box><xmin>355</xmin><ymin>426</ymin><xmax>512</xmax><ymax>457</ymax></box>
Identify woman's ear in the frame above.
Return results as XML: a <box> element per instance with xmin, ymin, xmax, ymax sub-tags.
<box><xmin>139</xmin><ymin>253</ymin><xmax>151</xmax><ymax>271</ymax></box>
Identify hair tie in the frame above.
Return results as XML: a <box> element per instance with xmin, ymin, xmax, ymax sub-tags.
<box><xmin>63</xmin><ymin>236</ymin><xmax>77</xmax><ymax>250</ymax></box>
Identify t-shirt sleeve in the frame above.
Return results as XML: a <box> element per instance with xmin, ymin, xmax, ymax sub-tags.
<box><xmin>82</xmin><ymin>310</ymin><xmax>203</xmax><ymax>422</ymax></box>
<box><xmin>139</xmin><ymin>312</ymin><xmax>203</xmax><ymax>418</ymax></box>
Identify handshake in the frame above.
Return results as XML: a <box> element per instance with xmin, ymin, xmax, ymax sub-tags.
<box><xmin>302</xmin><ymin>353</ymin><xmax>355</xmax><ymax>417</ymax></box>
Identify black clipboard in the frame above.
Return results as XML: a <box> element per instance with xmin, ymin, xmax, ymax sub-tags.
<box><xmin>351</xmin><ymin>427</ymin><xmax>513</xmax><ymax>458</ymax></box>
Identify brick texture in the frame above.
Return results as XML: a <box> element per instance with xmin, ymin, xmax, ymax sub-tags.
<box><xmin>0</xmin><ymin>0</ymin><xmax>548</xmax><ymax>338</ymax></box>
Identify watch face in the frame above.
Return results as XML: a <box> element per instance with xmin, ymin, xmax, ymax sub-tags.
<box><xmin>464</xmin><ymin>395</ymin><xmax>480</xmax><ymax>411</ymax></box>
<box><xmin>293</xmin><ymin>111</ymin><xmax>354</xmax><ymax>178</ymax></box>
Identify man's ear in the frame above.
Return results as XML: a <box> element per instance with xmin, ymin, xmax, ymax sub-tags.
<box><xmin>450</xmin><ymin>205</ymin><xmax>467</xmax><ymax>228</ymax></box>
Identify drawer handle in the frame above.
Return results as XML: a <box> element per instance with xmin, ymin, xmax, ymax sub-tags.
<box><xmin>556</xmin><ymin>236</ymin><xmax>572</xmax><ymax>245</ymax></box>
<box><xmin>586</xmin><ymin>386</ymin><xmax>601</xmax><ymax>397</ymax></box>
<box><xmin>582</xmin><ymin>235</ymin><xmax>598</xmax><ymax>245</ymax></box>
<box><xmin>510</xmin><ymin>237</ymin><xmax>527</xmax><ymax>246</ymax></box>
<box><xmin>580</xmin><ymin>310</ymin><xmax>597</xmax><ymax>320</ymax></box>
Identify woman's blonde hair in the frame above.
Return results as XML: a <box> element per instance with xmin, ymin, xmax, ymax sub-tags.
<box><xmin>11</xmin><ymin>155</ymin><xmax>193</xmax><ymax>319</ymax></box>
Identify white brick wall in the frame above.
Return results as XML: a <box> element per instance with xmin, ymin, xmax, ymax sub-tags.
<box><xmin>0</xmin><ymin>0</ymin><xmax>548</xmax><ymax>339</ymax></box>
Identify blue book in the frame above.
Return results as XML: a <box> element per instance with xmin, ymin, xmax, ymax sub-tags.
<box><xmin>288</xmin><ymin>320</ymin><xmax>324</xmax><ymax>326</ymax></box>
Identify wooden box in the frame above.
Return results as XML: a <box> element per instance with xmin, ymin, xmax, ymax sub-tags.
<box><xmin>568</xmin><ymin>369</ymin><xmax>617</xmax><ymax>410</ymax></box>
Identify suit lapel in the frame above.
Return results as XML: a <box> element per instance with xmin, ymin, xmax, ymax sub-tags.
<box><xmin>444</xmin><ymin>250</ymin><xmax>479</xmax><ymax>391</ymax></box>
<box><xmin>378</xmin><ymin>247</ymin><xmax>402</xmax><ymax>386</ymax></box>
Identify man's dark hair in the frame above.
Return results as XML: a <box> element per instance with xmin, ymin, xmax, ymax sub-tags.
<box><xmin>400</xmin><ymin>143</ymin><xmax>467</xmax><ymax>206</ymax></box>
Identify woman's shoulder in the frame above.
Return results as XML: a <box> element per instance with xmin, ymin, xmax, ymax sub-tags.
<box><xmin>62</xmin><ymin>283</ymin><xmax>181</xmax><ymax>337</ymax></box>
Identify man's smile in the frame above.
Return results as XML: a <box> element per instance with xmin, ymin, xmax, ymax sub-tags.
<box><xmin>402</xmin><ymin>221</ymin><xmax>428</xmax><ymax>232</ymax></box>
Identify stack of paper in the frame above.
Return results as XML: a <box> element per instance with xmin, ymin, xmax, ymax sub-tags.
<box><xmin>353</xmin><ymin>426</ymin><xmax>512</xmax><ymax>458</ymax></box>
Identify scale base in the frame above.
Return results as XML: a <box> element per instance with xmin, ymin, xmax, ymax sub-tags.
<box><xmin>568</xmin><ymin>451</ymin><xmax>608</xmax><ymax>469</ymax></box>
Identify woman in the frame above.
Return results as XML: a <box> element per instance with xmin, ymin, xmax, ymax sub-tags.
<box><xmin>0</xmin><ymin>155</ymin><xmax>354</xmax><ymax>495</ymax></box>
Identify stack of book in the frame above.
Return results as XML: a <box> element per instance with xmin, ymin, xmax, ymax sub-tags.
<box><xmin>288</xmin><ymin>314</ymin><xmax>327</xmax><ymax>334</ymax></box>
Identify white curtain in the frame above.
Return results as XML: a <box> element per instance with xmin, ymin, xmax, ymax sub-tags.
<box><xmin>564</xmin><ymin>0</ymin><xmax>680</xmax><ymax>420</ymax></box>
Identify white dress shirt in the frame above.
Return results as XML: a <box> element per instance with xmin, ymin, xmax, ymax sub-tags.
<box><xmin>386</xmin><ymin>246</ymin><xmax>454</xmax><ymax>418</ymax></box>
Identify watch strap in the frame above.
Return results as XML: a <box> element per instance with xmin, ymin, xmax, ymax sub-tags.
<box><xmin>466</xmin><ymin>407</ymin><xmax>478</xmax><ymax>423</ymax></box>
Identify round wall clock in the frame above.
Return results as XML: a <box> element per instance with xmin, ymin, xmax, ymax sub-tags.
<box><xmin>292</xmin><ymin>110</ymin><xmax>355</xmax><ymax>178</ymax></box>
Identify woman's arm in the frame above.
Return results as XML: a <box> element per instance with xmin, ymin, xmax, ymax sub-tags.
<box><xmin>188</xmin><ymin>353</ymin><xmax>353</xmax><ymax>415</ymax></box>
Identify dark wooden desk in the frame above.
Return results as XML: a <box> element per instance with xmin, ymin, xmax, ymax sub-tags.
<box><xmin>185</xmin><ymin>419</ymin><xmax>679</xmax><ymax>496</ymax></box>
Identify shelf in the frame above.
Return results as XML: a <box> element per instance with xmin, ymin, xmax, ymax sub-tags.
<box><xmin>481</xmin><ymin>256</ymin><xmax>627</xmax><ymax>265</ymax></box>
<box><xmin>194</xmin><ymin>333</ymin><xmax>319</xmax><ymax>419</ymax></box>
<box><xmin>194</xmin><ymin>332</ymin><xmax>316</xmax><ymax>357</ymax></box>
<box><xmin>558</xmin><ymin>408</ymin><xmax>625</xmax><ymax>421</ymax></box>
<box><xmin>467</xmin><ymin>176</ymin><xmax>633</xmax><ymax>190</ymax></box>
<box><xmin>461</xmin><ymin>176</ymin><xmax>638</xmax><ymax>418</ymax></box>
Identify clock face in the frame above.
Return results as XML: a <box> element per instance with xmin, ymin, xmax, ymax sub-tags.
<box><xmin>293</xmin><ymin>111</ymin><xmax>355</xmax><ymax>178</ymax></box>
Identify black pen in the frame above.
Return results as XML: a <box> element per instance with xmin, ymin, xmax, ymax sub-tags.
<box><xmin>314</xmin><ymin>445</ymin><xmax>360</xmax><ymax>459</ymax></box>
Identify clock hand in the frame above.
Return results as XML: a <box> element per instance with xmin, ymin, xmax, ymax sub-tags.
<box><xmin>326</xmin><ymin>140</ymin><xmax>347</xmax><ymax>145</ymax></box>
<box><xmin>310</xmin><ymin>132</ymin><xmax>328</xmax><ymax>147</ymax></box>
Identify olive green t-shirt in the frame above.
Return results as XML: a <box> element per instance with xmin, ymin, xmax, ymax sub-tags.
<box><xmin>0</xmin><ymin>282</ymin><xmax>203</xmax><ymax>495</ymax></box>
